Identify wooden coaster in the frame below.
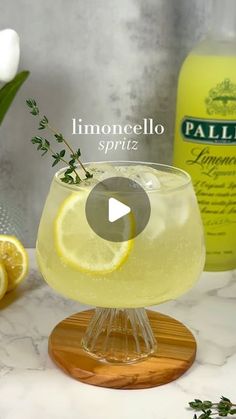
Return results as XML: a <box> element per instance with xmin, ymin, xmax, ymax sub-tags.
<box><xmin>48</xmin><ymin>309</ymin><xmax>196</xmax><ymax>389</ymax></box>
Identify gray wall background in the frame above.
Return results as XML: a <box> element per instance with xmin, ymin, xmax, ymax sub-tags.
<box><xmin>0</xmin><ymin>0</ymin><xmax>211</xmax><ymax>247</ymax></box>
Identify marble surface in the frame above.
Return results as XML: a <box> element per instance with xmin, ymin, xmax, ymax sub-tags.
<box><xmin>0</xmin><ymin>0</ymin><xmax>212</xmax><ymax>246</ymax></box>
<box><xmin>0</xmin><ymin>249</ymin><xmax>235</xmax><ymax>419</ymax></box>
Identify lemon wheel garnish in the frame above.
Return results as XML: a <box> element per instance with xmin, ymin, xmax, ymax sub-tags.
<box><xmin>55</xmin><ymin>191</ymin><xmax>133</xmax><ymax>274</ymax></box>
<box><xmin>0</xmin><ymin>235</ymin><xmax>29</xmax><ymax>292</ymax></box>
<box><xmin>0</xmin><ymin>261</ymin><xmax>8</xmax><ymax>299</ymax></box>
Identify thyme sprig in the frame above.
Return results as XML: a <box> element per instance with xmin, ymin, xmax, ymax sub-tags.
<box><xmin>189</xmin><ymin>397</ymin><xmax>236</xmax><ymax>418</ymax></box>
<box><xmin>26</xmin><ymin>98</ymin><xmax>92</xmax><ymax>184</ymax></box>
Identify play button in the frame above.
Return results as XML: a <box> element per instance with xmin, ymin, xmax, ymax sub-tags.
<box><xmin>85</xmin><ymin>177</ymin><xmax>151</xmax><ymax>242</ymax></box>
<box><xmin>108</xmin><ymin>198</ymin><xmax>130</xmax><ymax>223</ymax></box>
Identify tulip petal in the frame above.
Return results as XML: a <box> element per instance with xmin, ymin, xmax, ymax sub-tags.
<box><xmin>0</xmin><ymin>29</ymin><xmax>20</xmax><ymax>83</ymax></box>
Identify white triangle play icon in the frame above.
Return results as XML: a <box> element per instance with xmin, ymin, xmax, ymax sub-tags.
<box><xmin>108</xmin><ymin>197</ymin><xmax>131</xmax><ymax>223</ymax></box>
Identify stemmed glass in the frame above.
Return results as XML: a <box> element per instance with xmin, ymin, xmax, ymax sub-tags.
<box><xmin>36</xmin><ymin>161</ymin><xmax>205</xmax><ymax>364</ymax></box>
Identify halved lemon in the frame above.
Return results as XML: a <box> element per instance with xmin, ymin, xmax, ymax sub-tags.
<box><xmin>0</xmin><ymin>235</ymin><xmax>29</xmax><ymax>291</ymax></box>
<box><xmin>0</xmin><ymin>261</ymin><xmax>8</xmax><ymax>299</ymax></box>
<box><xmin>55</xmin><ymin>191</ymin><xmax>133</xmax><ymax>274</ymax></box>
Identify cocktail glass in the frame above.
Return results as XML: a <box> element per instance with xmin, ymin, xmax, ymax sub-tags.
<box><xmin>37</xmin><ymin>161</ymin><xmax>205</xmax><ymax>364</ymax></box>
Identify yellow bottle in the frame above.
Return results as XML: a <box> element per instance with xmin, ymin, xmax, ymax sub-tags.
<box><xmin>173</xmin><ymin>0</ymin><xmax>236</xmax><ymax>271</ymax></box>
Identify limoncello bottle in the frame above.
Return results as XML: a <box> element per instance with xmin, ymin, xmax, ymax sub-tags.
<box><xmin>173</xmin><ymin>0</ymin><xmax>236</xmax><ymax>271</ymax></box>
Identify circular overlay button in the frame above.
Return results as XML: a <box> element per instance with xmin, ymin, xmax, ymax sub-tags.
<box><xmin>85</xmin><ymin>177</ymin><xmax>151</xmax><ymax>242</ymax></box>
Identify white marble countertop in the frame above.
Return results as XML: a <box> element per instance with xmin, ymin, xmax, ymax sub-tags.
<box><xmin>0</xmin><ymin>249</ymin><xmax>235</xmax><ymax>419</ymax></box>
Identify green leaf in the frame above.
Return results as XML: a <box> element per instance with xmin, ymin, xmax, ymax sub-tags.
<box><xmin>26</xmin><ymin>99</ymin><xmax>33</xmax><ymax>107</ymax></box>
<box><xmin>61</xmin><ymin>174</ymin><xmax>74</xmax><ymax>184</ymax></box>
<box><xmin>202</xmin><ymin>402</ymin><xmax>213</xmax><ymax>409</ymax></box>
<box><xmin>221</xmin><ymin>397</ymin><xmax>231</xmax><ymax>404</ymax></box>
<box><xmin>26</xmin><ymin>98</ymin><xmax>36</xmax><ymax>108</ymax></box>
<box><xmin>65</xmin><ymin>167</ymin><xmax>74</xmax><ymax>175</ymax></box>
<box><xmin>34</xmin><ymin>135</ymin><xmax>44</xmax><ymax>142</ymax></box>
<box><xmin>30</xmin><ymin>108</ymin><xmax>39</xmax><ymax>116</ymax></box>
<box><xmin>38</xmin><ymin>115</ymin><xmax>48</xmax><ymax>130</ymax></box>
<box><xmin>60</xmin><ymin>149</ymin><xmax>66</xmax><ymax>157</ymax></box>
<box><xmin>71</xmin><ymin>148</ymin><xmax>81</xmax><ymax>159</ymax></box>
<box><xmin>52</xmin><ymin>158</ymin><xmax>60</xmax><ymax>167</ymax></box>
<box><xmin>31</xmin><ymin>136</ymin><xmax>42</xmax><ymax>144</ymax></box>
<box><xmin>0</xmin><ymin>71</ymin><xmax>30</xmax><ymax>125</ymax></box>
<box><xmin>55</xmin><ymin>133</ymin><xmax>64</xmax><ymax>143</ymax></box>
<box><xmin>41</xmin><ymin>148</ymin><xmax>48</xmax><ymax>156</ymax></box>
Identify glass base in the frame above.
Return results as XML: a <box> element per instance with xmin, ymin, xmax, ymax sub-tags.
<box><xmin>81</xmin><ymin>308</ymin><xmax>157</xmax><ymax>363</ymax></box>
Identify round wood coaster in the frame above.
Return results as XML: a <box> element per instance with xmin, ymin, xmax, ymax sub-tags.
<box><xmin>48</xmin><ymin>309</ymin><xmax>196</xmax><ymax>389</ymax></box>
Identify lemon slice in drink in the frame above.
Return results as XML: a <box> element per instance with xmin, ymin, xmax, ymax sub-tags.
<box><xmin>0</xmin><ymin>235</ymin><xmax>29</xmax><ymax>291</ymax></box>
<box><xmin>55</xmin><ymin>191</ymin><xmax>133</xmax><ymax>274</ymax></box>
<box><xmin>0</xmin><ymin>262</ymin><xmax>8</xmax><ymax>299</ymax></box>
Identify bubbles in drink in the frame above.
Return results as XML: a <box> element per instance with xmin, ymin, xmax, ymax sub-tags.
<box><xmin>37</xmin><ymin>162</ymin><xmax>204</xmax><ymax>308</ymax></box>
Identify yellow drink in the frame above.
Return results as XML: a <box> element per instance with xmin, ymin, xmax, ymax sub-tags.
<box><xmin>36</xmin><ymin>162</ymin><xmax>204</xmax><ymax>308</ymax></box>
<box><xmin>174</xmin><ymin>52</ymin><xmax>236</xmax><ymax>271</ymax></box>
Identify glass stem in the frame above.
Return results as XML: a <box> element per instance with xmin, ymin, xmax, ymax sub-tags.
<box><xmin>82</xmin><ymin>308</ymin><xmax>157</xmax><ymax>363</ymax></box>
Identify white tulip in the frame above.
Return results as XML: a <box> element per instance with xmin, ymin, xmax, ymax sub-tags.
<box><xmin>0</xmin><ymin>29</ymin><xmax>20</xmax><ymax>83</ymax></box>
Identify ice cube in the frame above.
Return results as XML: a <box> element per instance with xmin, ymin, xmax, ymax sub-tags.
<box><xmin>130</xmin><ymin>171</ymin><xmax>161</xmax><ymax>190</ymax></box>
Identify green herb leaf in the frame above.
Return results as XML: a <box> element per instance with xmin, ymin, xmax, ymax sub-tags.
<box><xmin>52</xmin><ymin>159</ymin><xmax>60</xmax><ymax>167</ymax></box>
<box><xmin>31</xmin><ymin>136</ymin><xmax>42</xmax><ymax>145</ymax></box>
<box><xmin>189</xmin><ymin>396</ymin><xmax>236</xmax><ymax>419</ymax></box>
<box><xmin>69</xmin><ymin>158</ymin><xmax>76</xmax><ymax>166</ymax></box>
<box><xmin>41</xmin><ymin>149</ymin><xmax>48</xmax><ymax>156</ymax></box>
<box><xmin>26</xmin><ymin>97</ymin><xmax>39</xmax><ymax>116</ymax></box>
<box><xmin>71</xmin><ymin>148</ymin><xmax>81</xmax><ymax>159</ymax></box>
<box><xmin>55</xmin><ymin>133</ymin><xmax>64</xmax><ymax>143</ymax></box>
<box><xmin>222</xmin><ymin>398</ymin><xmax>231</xmax><ymax>404</ymax></box>
<box><xmin>65</xmin><ymin>167</ymin><xmax>74</xmax><ymax>175</ymax></box>
<box><xmin>52</xmin><ymin>153</ymin><xmax>61</xmax><ymax>167</ymax></box>
<box><xmin>39</xmin><ymin>115</ymin><xmax>49</xmax><ymax>130</ymax></box>
<box><xmin>61</xmin><ymin>174</ymin><xmax>74</xmax><ymax>184</ymax></box>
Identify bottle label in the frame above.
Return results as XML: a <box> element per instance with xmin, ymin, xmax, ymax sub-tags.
<box><xmin>181</xmin><ymin>117</ymin><xmax>236</xmax><ymax>144</ymax></box>
<box><xmin>174</xmin><ymin>66</ymin><xmax>236</xmax><ymax>268</ymax></box>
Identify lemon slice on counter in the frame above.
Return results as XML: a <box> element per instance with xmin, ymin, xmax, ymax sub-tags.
<box><xmin>0</xmin><ymin>235</ymin><xmax>29</xmax><ymax>291</ymax></box>
<box><xmin>0</xmin><ymin>261</ymin><xmax>8</xmax><ymax>299</ymax></box>
<box><xmin>55</xmin><ymin>191</ymin><xmax>133</xmax><ymax>274</ymax></box>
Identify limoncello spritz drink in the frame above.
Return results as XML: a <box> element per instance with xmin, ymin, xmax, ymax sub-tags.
<box><xmin>37</xmin><ymin>162</ymin><xmax>205</xmax><ymax>362</ymax></box>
